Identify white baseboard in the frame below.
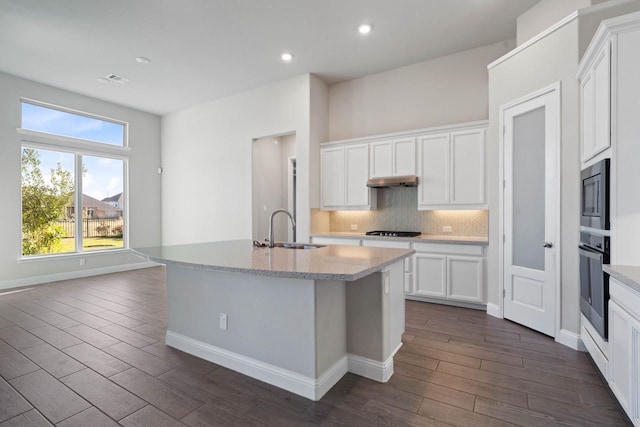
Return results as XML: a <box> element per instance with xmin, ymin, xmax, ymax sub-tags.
<box><xmin>556</xmin><ymin>328</ymin><xmax>586</xmax><ymax>352</ymax></box>
<box><xmin>581</xmin><ymin>325</ymin><xmax>609</xmax><ymax>379</ymax></box>
<box><xmin>486</xmin><ymin>302</ymin><xmax>502</xmax><ymax>318</ymax></box>
<box><xmin>347</xmin><ymin>351</ymin><xmax>395</xmax><ymax>383</ymax></box>
<box><xmin>166</xmin><ymin>330</ymin><xmax>348</xmax><ymax>401</ymax></box>
<box><xmin>0</xmin><ymin>261</ymin><xmax>160</xmax><ymax>291</ymax></box>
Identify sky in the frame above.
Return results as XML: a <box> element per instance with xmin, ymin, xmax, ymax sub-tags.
<box><xmin>22</xmin><ymin>103</ymin><xmax>124</xmax><ymax>202</ymax></box>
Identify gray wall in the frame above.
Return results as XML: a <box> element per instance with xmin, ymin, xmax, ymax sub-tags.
<box><xmin>0</xmin><ymin>72</ymin><xmax>161</xmax><ymax>285</ymax></box>
<box><xmin>488</xmin><ymin>21</ymin><xmax>581</xmax><ymax>334</ymax></box>
<box><xmin>488</xmin><ymin>0</ymin><xmax>640</xmax><ymax>338</ymax></box>
<box><xmin>328</xmin><ymin>41</ymin><xmax>514</xmax><ymax>141</ymax></box>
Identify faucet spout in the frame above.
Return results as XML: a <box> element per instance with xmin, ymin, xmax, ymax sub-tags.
<box><xmin>268</xmin><ymin>209</ymin><xmax>296</xmax><ymax>248</ymax></box>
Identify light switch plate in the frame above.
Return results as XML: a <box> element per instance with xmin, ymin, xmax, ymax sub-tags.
<box><xmin>350</xmin><ymin>224</ymin><xmax>358</xmax><ymax>231</ymax></box>
<box><xmin>442</xmin><ymin>226</ymin><xmax>453</xmax><ymax>233</ymax></box>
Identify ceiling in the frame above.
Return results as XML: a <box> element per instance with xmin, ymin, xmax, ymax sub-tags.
<box><xmin>0</xmin><ymin>0</ymin><xmax>539</xmax><ymax>116</ymax></box>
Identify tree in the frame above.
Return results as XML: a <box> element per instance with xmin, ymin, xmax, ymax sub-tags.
<box><xmin>21</xmin><ymin>148</ymin><xmax>74</xmax><ymax>255</ymax></box>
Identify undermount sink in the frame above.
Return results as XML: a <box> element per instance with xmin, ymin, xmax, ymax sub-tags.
<box><xmin>274</xmin><ymin>242</ymin><xmax>326</xmax><ymax>250</ymax></box>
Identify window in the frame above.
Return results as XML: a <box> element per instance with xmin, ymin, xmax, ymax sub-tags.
<box><xmin>20</xmin><ymin>100</ymin><xmax>129</xmax><ymax>257</ymax></box>
<box><xmin>21</xmin><ymin>102</ymin><xmax>125</xmax><ymax>146</ymax></box>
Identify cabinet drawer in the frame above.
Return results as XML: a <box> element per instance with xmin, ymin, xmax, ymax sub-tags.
<box><xmin>412</xmin><ymin>242</ymin><xmax>483</xmax><ymax>256</ymax></box>
<box><xmin>362</xmin><ymin>240</ymin><xmax>411</xmax><ymax>249</ymax></box>
<box><xmin>311</xmin><ymin>237</ymin><xmax>361</xmax><ymax>246</ymax></box>
<box><xmin>610</xmin><ymin>278</ymin><xmax>640</xmax><ymax>316</ymax></box>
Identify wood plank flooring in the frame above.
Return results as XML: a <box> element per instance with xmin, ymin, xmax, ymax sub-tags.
<box><xmin>0</xmin><ymin>267</ymin><xmax>631</xmax><ymax>426</ymax></box>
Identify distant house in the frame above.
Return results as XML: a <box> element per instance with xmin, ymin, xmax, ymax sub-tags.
<box><xmin>66</xmin><ymin>194</ymin><xmax>123</xmax><ymax>219</ymax></box>
<box><xmin>102</xmin><ymin>192</ymin><xmax>123</xmax><ymax>209</ymax></box>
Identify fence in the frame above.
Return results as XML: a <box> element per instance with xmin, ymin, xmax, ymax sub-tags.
<box><xmin>56</xmin><ymin>218</ymin><xmax>123</xmax><ymax>238</ymax></box>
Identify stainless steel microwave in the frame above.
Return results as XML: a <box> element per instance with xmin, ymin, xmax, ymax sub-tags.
<box><xmin>581</xmin><ymin>158</ymin><xmax>610</xmax><ymax>230</ymax></box>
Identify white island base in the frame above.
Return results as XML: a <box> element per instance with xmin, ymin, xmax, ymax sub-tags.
<box><xmin>163</xmin><ymin>260</ymin><xmax>405</xmax><ymax>401</ymax></box>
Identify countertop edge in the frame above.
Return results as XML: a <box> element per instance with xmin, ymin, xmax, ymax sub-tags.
<box><xmin>134</xmin><ymin>249</ymin><xmax>415</xmax><ymax>282</ymax></box>
<box><xmin>604</xmin><ymin>265</ymin><xmax>640</xmax><ymax>295</ymax></box>
<box><xmin>311</xmin><ymin>232</ymin><xmax>489</xmax><ymax>245</ymax></box>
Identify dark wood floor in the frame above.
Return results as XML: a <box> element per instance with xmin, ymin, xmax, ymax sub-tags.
<box><xmin>0</xmin><ymin>266</ymin><xmax>631</xmax><ymax>426</ymax></box>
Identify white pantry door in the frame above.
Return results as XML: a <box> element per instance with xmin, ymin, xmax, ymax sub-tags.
<box><xmin>502</xmin><ymin>87</ymin><xmax>559</xmax><ymax>337</ymax></box>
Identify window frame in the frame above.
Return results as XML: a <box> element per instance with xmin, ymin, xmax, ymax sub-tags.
<box><xmin>18</xmin><ymin>99</ymin><xmax>131</xmax><ymax>260</ymax></box>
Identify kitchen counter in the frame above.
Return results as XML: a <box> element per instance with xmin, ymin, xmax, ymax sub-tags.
<box><xmin>604</xmin><ymin>264</ymin><xmax>640</xmax><ymax>294</ymax></box>
<box><xmin>133</xmin><ymin>240</ymin><xmax>411</xmax><ymax>401</ymax></box>
<box><xmin>133</xmin><ymin>239</ymin><xmax>413</xmax><ymax>281</ymax></box>
<box><xmin>311</xmin><ymin>231</ymin><xmax>488</xmax><ymax>245</ymax></box>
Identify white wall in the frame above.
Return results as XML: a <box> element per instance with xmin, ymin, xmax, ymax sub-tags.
<box><xmin>328</xmin><ymin>41</ymin><xmax>514</xmax><ymax>141</ymax></box>
<box><xmin>0</xmin><ymin>72</ymin><xmax>161</xmax><ymax>287</ymax></box>
<box><xmin>252</xmin><ymin>137</ymin><xmax>284</xmax><ymax>241</ymax></box>
<box><xmin>516</xmin><ymin>0</ymin><xmax>600</xmax><ymax>45</ymax></box>
<box><xmin>162</xmin><ymin>74</ymin><xmax>325</xmax><ymax>245</ymax></box>
<box><xmin>279</xmin><ymin>134</ymin><xmax>297</xmax><ymax>241</ymax></box>
<box><xmin>488</xmin><ymin>21</ymin><xmax>582</xmax><ymax>334</ymax></box>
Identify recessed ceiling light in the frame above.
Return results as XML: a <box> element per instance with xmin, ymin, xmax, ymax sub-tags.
<box><xmin>135</xmin><ymin>56</ymin><xmax>151</xmax><ymax>64</ymax></box>
<box><xmin>358</xmin><ymin>24</ymin><xmax>373</xmax><ymax>34</ymax></box>
<box><xmin>281</xmin><ymin>52</ymin><xmax>293</xmax><ymax>62</ymax></box>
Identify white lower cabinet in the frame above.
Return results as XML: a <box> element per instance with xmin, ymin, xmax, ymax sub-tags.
<box><xmin>413</xmin><ymin>254</ymin><xmax>446</xmax><ymax>298</ymax></box>
<box><xmin>310</xmin><ymin>236</ymin><xmax>486</xmax><ymax>306</ymax></box>
<box><xmin>411</xmin><ymin>242</ymin><xmax>484</xmax><ymax>304</ymax></box>
<box><xmin>448</xmin><ymin>256</ymin><xmax>483</xmax><ymax>302</ymax></box>
<box><xmin>608</xmin><ymin>277</ymin><xmax>640</xmax><ymax>426</ymax></box>
<box><xmin>362</xmin><ymin>240</ymin><xmax>413</xmax><ymax>294</ymax></box>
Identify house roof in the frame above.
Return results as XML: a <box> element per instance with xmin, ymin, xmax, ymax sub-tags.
<box><xmin>71</xmin><ymin>194</ymin><xmax>122</xmax><ymax>212</ymax></box>
<box><xmin>101</xmin><ymin>193</ymin><xmax>123</xmax><ymax>203</ymax></box>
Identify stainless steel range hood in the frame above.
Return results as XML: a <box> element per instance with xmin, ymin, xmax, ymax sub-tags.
<box><xmin>366</xmin><ymin>176</ymin><xmax>419</xmax><ymax>188</ymax></box>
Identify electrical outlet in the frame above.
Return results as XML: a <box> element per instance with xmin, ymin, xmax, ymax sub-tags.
<box><xmin>442</xmin><ymin>226</ymin><xmax>453</xmax><ymax>233</ymax></box>
<box><xmin>350</xmin><ymin>224</ymin><xmax>358</xmax><ymax>231</ymax></box>
<box><xmin>79</xmin><ymin>258</ymin><xmax>86</xmax><ymax>266</ymax></box>
<box><xmin>219</xmin><ymin>313</ymin><xmax>228</xmax><ymax>330</ymax></box>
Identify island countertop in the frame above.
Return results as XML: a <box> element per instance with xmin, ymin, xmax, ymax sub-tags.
<box><xmin>133</xmin><ymin>239</ymin><xmax>414</xmax><ymax>281</ymax></box>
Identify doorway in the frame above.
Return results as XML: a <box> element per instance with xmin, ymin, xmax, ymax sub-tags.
<box><xmin>251</xmin><ymin>133</ymin><xmax>297</xmax><ymax>242</ymax></box>
<box><xmin>500</xmin><ymin>84</ymin><xmax>560</xmax><ymax>337</ymax></box>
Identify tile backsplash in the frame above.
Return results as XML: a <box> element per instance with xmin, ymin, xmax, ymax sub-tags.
<box><xmin>325</xmin><ymin>188</ymin><xmax>487</xmax><ymax>237</ymax></box>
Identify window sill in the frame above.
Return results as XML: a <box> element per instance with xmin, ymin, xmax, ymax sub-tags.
<box><xmin>18</xmin><ymin>248</ymin><xmax>133</xmax><ymax>263</ymax></box>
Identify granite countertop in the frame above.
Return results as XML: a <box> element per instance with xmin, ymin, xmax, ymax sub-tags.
<box><xmin>604</xmin><ymin>265</ymin><xmax>640</xmax><ymax>294</ymax></box>
<box><xmin>133</xmin><ymin>240</ymin><xmax>414</xmax><ymax>282</ymax></box>
<box><xmin>311</xmin><ymin>232</ymin><xmax>489</xmax><ymax>245</ymax></box>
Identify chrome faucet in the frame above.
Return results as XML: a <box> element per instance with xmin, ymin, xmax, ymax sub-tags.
<box><xmin>268</xmin><ymin>209</ymin><xmax>296</xmax><ymax>248</ymax></box>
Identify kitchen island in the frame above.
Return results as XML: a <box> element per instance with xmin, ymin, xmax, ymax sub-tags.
<box><xmin>133</xmin><ymin>240</ymin><xmax>414</xmax><ymax>400</ymax></box>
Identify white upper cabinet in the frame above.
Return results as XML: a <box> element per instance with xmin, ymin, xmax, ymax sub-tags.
<box><xmin>418</xmin><ymin>133</ymin><xmax>450</xmax><ymax>206</ymax></box>
<box><xmin>418</xmin><ymin>128</ymin><xmax>485</xmax><ymax>209</ymax></box>
<box><xmin>321</xmin><ymin>146</ymin><xmax>345</xmax><ymax>208</ymax></box>
<box><xmin>320</xmin><ymin>120</ymin><xmax>487</xmax><ymax>212</ymax></box>
<box><xmin>345</xmin><ymin>144</ymin><xmax>370</xmax><ymax>207</ymax></box>
<box><xmin>451</xmin><ymin>130</ymin><xmax>485</xmax><ymax>205</ymax></box>
<box><xmin>320</xmin><ymin>144</ymin><xmax>375</xmax><ymax>211</ymax></box>
<box><xmin>370</xmin><ymin>137</ymin><xmax>416</xmax><ymax>178</ymax></box>
<box><xmin>580</xmin><ymin>40</ymin><xmax>611</xmax><ymax>162</ymax></box>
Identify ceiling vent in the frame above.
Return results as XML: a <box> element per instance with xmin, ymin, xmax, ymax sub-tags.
<box><xmin>105</xmin><ymin>73</ymin><xmax>130</xmax><ymax>84</ymax></box>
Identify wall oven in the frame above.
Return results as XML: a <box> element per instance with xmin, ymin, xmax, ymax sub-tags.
<box><xmin>581</xmin><ymin>158</ymin><xmax>610</xmax><ymax>230</ymax></box>
<box><xmin>579</xmin><ymin>232</ymin><xmax>610</xmax><ymax>340</ymax></box>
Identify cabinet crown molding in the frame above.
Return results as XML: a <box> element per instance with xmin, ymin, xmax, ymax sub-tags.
<box><xmin>577</xmin><ymin>9</ymin><xmax>640</xmax><ymax>79</ymax></box>
<box><xmin>321</xmin><ymin>120</ymin><xmax>488</xmax><ymax>148</ymax></box>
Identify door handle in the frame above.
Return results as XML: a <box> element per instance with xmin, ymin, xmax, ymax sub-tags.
<box><xmin>543</xmin><ymin>242</ymin><xmax>553</xmax><ymax>248</ymax></box>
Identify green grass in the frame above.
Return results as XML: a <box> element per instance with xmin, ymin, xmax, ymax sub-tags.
<box><xmin>59</xmin><ymin>237</ymin><xmax>124</xmax><ymax>253</ymax></box>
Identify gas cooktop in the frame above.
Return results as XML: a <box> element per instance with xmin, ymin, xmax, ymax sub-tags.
<box><xmin>365</xmin><ymin>230</ymin><xmax>421</xmax><ymax>238</ymax></box>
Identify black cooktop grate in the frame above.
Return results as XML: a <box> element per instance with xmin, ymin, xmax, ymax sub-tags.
<box><xmin>365</xmin><ymin>230</ymin><xmax>421</xmax><ymax>237</ymax></box>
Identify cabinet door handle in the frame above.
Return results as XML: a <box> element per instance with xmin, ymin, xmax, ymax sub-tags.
<box><xmin>543</xmin><ymin>242</ymin><xmax>553</xmax><ymax>248</ymax></box>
